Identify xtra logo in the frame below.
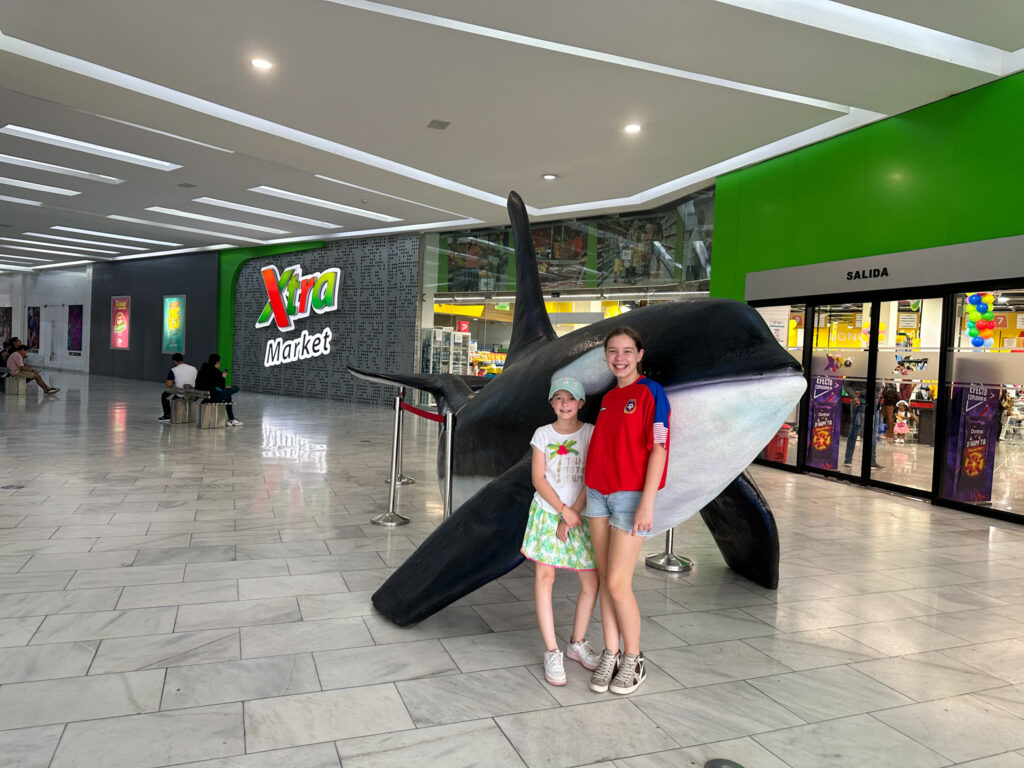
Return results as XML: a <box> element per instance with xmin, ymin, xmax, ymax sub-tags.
<box><xmin>255</xmin><ymin>264</ymin><xmax>342</xmax><ymax>332</ymax></box>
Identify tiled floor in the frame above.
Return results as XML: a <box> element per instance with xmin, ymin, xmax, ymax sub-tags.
<box><xmin>3</xmin><ymin>372</ymin><xmax>1024</xmax><ymax>767</ymax></box>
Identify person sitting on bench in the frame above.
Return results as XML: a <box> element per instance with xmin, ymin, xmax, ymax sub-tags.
<box><xmin>158</xmin><ymin>353</ymin><xmax>198</xmax><ymax>423</ymax></box>
<box><xmin>6</xmin><ymin>344</ymin><xmax>59</xmax><ymax>393</ymax></box>
<box><xmin>195</xmin><ymin>353</ymin><xmax>243</xmax><ymax>426</ymax></box>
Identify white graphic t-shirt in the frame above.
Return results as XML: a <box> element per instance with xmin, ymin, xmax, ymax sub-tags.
<box><xmin>529</xmin><ymin>422</ymin><xmax>594</xmax><ymax>514</ymax></box>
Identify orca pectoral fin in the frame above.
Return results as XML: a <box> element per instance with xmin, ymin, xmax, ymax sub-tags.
<box><xmin>347</xmin><ymin>366</ymin><xmax>474</xmax><ymax>414</ymax></box>
<box><xmin>699</xmin><ymin>471</ymin><xmax>780</xmax><ymax>589</ymax></box>
<box><xmin>372</xmin><ymin>456</ymin><xmax>534</xmax><ymax>626</ymax></box>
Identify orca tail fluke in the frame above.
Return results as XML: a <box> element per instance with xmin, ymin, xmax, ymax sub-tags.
<box><xmin>372</xmin><ymin>457</ymin><xmax>533</xmax><ymax>625</ymax></box>
<box><xmin>347</xmin><ymin>366</ymin><xmax>479</xmax><ymax>415</ymax></box>
<box><xmin>699</xmin><ymin>470</ymin><xmax>780</xmax><ymax>589</ymax></box>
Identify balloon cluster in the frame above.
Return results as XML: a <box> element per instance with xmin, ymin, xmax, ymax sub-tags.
<box><xmin>965</xmin><ymin>292</ymin><xmax>997</xmax><ymax>348</ymax></box>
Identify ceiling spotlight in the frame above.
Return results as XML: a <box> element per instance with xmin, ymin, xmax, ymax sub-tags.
<box><xmin>624</xmin><ymin>124</ymin><xmax>642</xmax><ymax>135</ymax></box>
<box><xmin>542</xmin><ymin>174</ymin><xmax>558</xmax><ymax>181</ymax></box>
<box><xmin>251</xmin><ymin>58</ymin><xmax>274</xmax><ymax>70</ymax></box>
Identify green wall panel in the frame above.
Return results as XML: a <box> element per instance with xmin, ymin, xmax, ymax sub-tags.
<box><xmin>712</xmin><ymin>71</ymin><xmax>1024</xmax><ymax>300</ymax></box>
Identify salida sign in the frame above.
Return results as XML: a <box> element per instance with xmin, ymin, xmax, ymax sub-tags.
<box><xmin>256</xmin><ymin>264</ymin><xmax>341</xmax><ymax>367</ymax></box>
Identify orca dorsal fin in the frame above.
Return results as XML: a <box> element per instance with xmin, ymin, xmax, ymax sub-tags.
<box><xmin>505</xmin><ymin>191</ymin><xmax>556</xmax><ymax>367</ymax></box>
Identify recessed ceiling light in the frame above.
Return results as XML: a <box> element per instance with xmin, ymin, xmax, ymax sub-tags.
<box><xmin>0</xmin><ymin>125</ymin><xmax>181</xmax><ymax>171</ymax></box>
<box><xmin>542</xmin><ymin>174</ymin><xmax>558</xmax><ymax>181</ymax></box>
<box><xmin>144</xmin><ymin>206</ymin><xmax>289</xmax><ymax>234</ymax></box>
<box><xmin>107</xmin><ymin>215</ymin><xmax>264</xmax><ymax>243</ymax></box>
<box><xmin>51</xmin><ymin>226</ymin><xmax>183</xmax><ymax>246</ymax></box>
<box><xmin>0</xmin><ymin>176</ymin><xmax>80</xmax><ymax>196</ymax></box>
<box><xmin>24</xmin><ymin>232</ymin><xmax>147</xmax><ymax>250</ymax></box>
<box><xmin>0</xmin><ymin>237</ymin><xmax>117</xmax><ymax>254</ymax></box>
<box><xmin>251</xmin><ymin>58</ymin><xmax>273</xmax><ymax>70</ymax></box>
<box><xmin>249</xmin><ymin>186</ymin><xmax>402</xmax><ymax>222</ymax></box>
<box><xmin>0</xmin><ymin>194</ymin><xmax>42</xmax><ymax>206</ymax></box>
<box><xmin>624</xmin><ymin>124</ymin><xmax>642</xmax><ymax>135</ymax></box>
<box><xmin>193</xmin><ymin>197</ymin><xmax>339</xmax><ymax>229</ymax></box>
<box><xmin>0</xmin><ymin>154</ymin><xmax>124</xmax><ymax>184</ymax></box>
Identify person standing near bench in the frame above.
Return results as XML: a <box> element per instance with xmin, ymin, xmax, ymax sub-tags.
<box><xmin>158</xmin><ymin>353</ymin><xmax>197</xmax><ymax>423</ymax></box>
<box><xmin>196</xmin><ymin>353</ymin><xmax>243</xmax><ymax>426</ymax></box>
<box><xmin>6</xmin><ymin>344</ymin><xmax>59</xmax><ymax>393</ymax></box>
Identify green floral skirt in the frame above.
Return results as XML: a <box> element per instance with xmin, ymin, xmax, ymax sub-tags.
<box><xmin>521</xmin><ymin>498</ymin><xmax>596</xmax><ymax>571</ymax></box>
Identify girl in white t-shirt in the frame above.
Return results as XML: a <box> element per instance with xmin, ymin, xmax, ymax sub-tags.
<box><xmin>521</xmin><ymin>376</ymin><xmax>600</xmax><ymax>686</ymax></box>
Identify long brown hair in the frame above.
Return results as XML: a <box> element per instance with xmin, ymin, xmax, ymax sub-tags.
<box><xmin>603</xmin><ymin>326</ymin><xmax>645</xmax><ymax>375</ymax></box>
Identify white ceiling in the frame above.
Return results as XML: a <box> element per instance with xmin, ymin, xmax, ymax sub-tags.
<box><xmin>0</xmin><ymin>0</ymin><xmax>1022</xmax><ymax>270</ymax></box>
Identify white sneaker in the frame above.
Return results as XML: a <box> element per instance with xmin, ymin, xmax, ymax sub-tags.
<box><xmin>158</xmin><ymin>416</ymin><xmax>171</xmax><ymax>423</ymax></box>
<box><xmin>543</xmin><ymin>649</ymin><xmax>566</xmax><ymax>686</ymax></box>
<box><xmin>226</xmin><ymin>419</ymin><xmax>243</xmax><ymax>426</ymax></box>
<box><xmin>566</xmin><ymin>638</ymin><xmax>601</xmax><ymax>670</ymax></box>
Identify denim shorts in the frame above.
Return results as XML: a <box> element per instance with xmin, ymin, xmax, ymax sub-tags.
<box><xmin>585</xmin><ymin>487</ymin><xmax>653</xmax><ymax>537</ymax></box>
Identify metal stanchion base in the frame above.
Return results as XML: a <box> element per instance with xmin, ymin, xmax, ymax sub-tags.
<box><xmin>371</xmin><ymin>511</ymin><xmax>410</xmax><ymax>527</ymax></box>
<box><xmin>645</xmin><ymin>552</ymin><xmax>692</xmax><ymax>572</ymax></box>
<box><xmin>384</xmin><ymin>475</ymin><xmax>416</xmax><ymax>485</ymax></box>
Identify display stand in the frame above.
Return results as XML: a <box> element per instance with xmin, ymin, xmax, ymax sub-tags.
<box><xmin>645</xmin><ymin>528</ymin><xmax>692</xmax><ymax>573</ymax></box>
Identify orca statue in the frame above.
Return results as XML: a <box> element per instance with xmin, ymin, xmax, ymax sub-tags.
<box><xmin>352</xmin><ymin>191</ymin><xmax>806</xmax><ymax>626</ymax></box>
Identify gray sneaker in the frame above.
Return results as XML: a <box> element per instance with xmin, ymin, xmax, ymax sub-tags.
<box><xmin>589</xmin><ymin>649</ymin><xmax>619</xmax><ymax>693</ymax></box>
<box><xmin>609</xmin><ymin>652</ymin><xmax>647</xmax><ymax>694</ymax></box>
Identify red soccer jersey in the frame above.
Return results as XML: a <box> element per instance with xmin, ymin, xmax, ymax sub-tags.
<box><xmin>584</xmin><ymin>377</ymin><xmax>671</xmax><ymax>494</ymax></box>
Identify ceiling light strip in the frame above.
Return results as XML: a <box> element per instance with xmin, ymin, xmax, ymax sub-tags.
<box><xmin>0</xmin><ymin>154</ymin><xmax>124</xmax><ymax>184</ymax></box>
<box><xmin>0</xmin><ymin>125</ymin><xmax>181</xmax><ymax>171</ymax></box>
<box><xmin>314</xmin><ymin>175</ymin><xmax>470</xmax><ymax>218</ymax></box>
<box><xmin>144</xmin><ymin>206</ymin><xmax>289</xmax><ymax>234</ymax></box>
<box><xmin>712</xmin><ymin>0</ymin><xmax>1006</xmax><ymax>75</ymax></box>
<box><xmin>111</xmin><ymin>243</ymin><xmax>227</xmax><ymax>261</ymax></box>
<box><xmin>264</xmin><ymin>218</ymin><xmax>484</xmax><ymax>242</ymax></box>
<box><xmin>51</xmin><ymin>226</ymin><xmax>182</xmax><ymax>246</ymax></box>
<box><xmin>2</xmin><ymin>243</ymin><xmax>102</xmax><ymax>258</ymax></box>
<box><xmin>324</xmin><ymin>0</ymin><xmax>849</xmax><ymax>112</ymax></box>
<box><xmin>0</xmin><ymin>193</ymin><xmax>41</xmax><ymax>206</ymax></box>
<box><xmin>0</xmin><ymin>175</ymin><xmax>80</xmax><ymax>196</ymax></box>
<box><xmin>249</xmin><ymin>186</ymin><xmax>401</xmax><ymax>222</ymax></box>
<box><xmin>24</xmin><ymin>232</ymin><xmax>147</xmax><ymax>250</ymax></box>
<box><xmin>193</xmin><ymin>198</ymin><xmax>339</xmax><ymax>228</ymax></box>
<box><xmin>0</xmin><ymin>253</ymin><xmax>51</xmax><ymax>262</ymax></box>
<box><xmin>0</xmin><ymin>33</ymin><xmax>507</xmax><ymax>208</ymax></box>
<box><xmin>34</xmin><ymin>260</ymin><xmax>93</xmax><ymax>270</ymax></box>
<box><xmin>93</xmin><ymin>114</ymin><xmax>234</xmax><ymax>153</ymax></box>
<box><xmin>0</xmin><ymin>263</ymin><xmax>35</xmax><ymax>272</ymax></box>
<box><xmin>107</xmin><ymin>215</ymin><xmax>264</xmax><ymax>243</ymax></box>
<box><xmin>0</xmin><ymin>237</ymin><xmax>118</xmax><ymax>254</ymax></box>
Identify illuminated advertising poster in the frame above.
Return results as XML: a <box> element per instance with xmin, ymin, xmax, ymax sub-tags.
<box><xmin>257</xmin><ymin>264</ymin><xmax>342</xmax><ymax>367</ymax></box>
<box><xmin>110</xmin><ymin>296</ymin><xmax>131</xmax><ymax>350</ymax></box>
<box><xmin>26</xmin><ymin>306</ymin><xmax>40</xmax><ymax>352</ymax></box>
<box><xmin>162</xmin><ymin>295</ymin><xmax>186</xmax><ymax>354</ymax></box>
<box><xmin>806</xmin><ymin>374</ymin><xmax>842</xmax><ymax>470</ymax></box>
<box><xmin>943</xmin><ymin>384</ymin><xmax>999</xmax><ymax>502</ymax></box>
<box><xmin>67</xmin><ymin>304</ymin><xmax>83</xmax><ymax>356</ymax></box>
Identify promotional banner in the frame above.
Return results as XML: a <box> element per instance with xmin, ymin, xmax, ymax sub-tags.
<box><xmin>162</xmin><ymin>295</ymin><xmax>186</xmax><ymax>354</ymax></box>
<box><xmin>0</xmin><ymin>306</ymin><xmax>11</xmax><ymax>343</ymax></box>
<box><xmin>807</xmin><ymin>374</ymin><xmax>842</xmax><ymax>470</ymax></box>
<box><xmin>943</xmin><ymin>383</ymin><xmax>1000</xmax><ymax>502</ymax></box>
<box><xmin>67</xmin><ymin>304</ymin><xmax>83</xmax><ymax>355</ymax></box>
<box><xmin>26</xmin><ymin>306</ymin><xmax>40</xmax><ymax>352</ymax></box>
<box><xmin>110</xmin><ymin>296</ymin><xmax>131</xmax><ymax>350</ymax></box>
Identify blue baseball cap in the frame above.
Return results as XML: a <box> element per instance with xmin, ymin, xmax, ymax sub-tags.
<box><xmin>548</xmin><ymin>376</ymin><xmax>585</xmax><ymax>402</ymax></box>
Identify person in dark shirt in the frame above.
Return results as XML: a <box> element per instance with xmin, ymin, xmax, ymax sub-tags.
<box><xmin>195</xmin><ymin>353</ymin><xmax>242</xmax><ymax>426</ymax></box>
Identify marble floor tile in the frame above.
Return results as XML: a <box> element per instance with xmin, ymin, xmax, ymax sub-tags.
<box><xmin>297</xmin><ymin>590</ymin><xmax>376</xmax><ymax>620</ymax></box>
<box><xmin>89</xmin><ymin>628</ymin><xmax>240</xmax><ymax>674</ymax></box>
<box><xmin>184</xmin><ymin>558</ymin><xmax>290</xmax><ymax>582</ymax></box>
<box><xmin>240</xmin><ymin>616</ymin><xmax>374</xmax><ymax>657</ymax></box>
<box><xmin>496</xmin><ymin>699</ymin><xmax>680</xmax><ymax>767</ymax></box>
<box><xmin>835</xmin><ymin>617</ymin><xmax>970</xmax><ymax>656</ymax></box>
<box><xmin>912</xmin><ymin>608</ymin><xmax>1024</xmax><ymax>643</ymax></box>
<box><xmin>315</xmin><ymin>638</ymin><xmax>458</xmax><ymax>689</ymax></box>
<box><xmin>440</xmin><ymin>628</ymin><xmax>544</xmax><ymax>673</ymax></box>
<box><xmin>174</xmin><ymin>596</ymin><xmax>301</xmax><ymax>632</ymax></box>
<box><xmin>873</xmin><ymin>694</ymin><xmax>1024</xmax><ymax>763</ymax></box>
<box><xmin>238</xmin><ymin>572</ymin><xmax>347</xmax><ymax>600</ymax></box>
<box><xmin>244</xmin><ymin>684</ymin><xmax>414</xmax><ymax>752</ymax></box>
<box><xmin>65</xmin><ymin>563</ymin><xmax>185</xmax><ymax>589</ymax></box>
<box><xmin>336</xmin><ymin>718</ymin><xmax>524</xmax><ymax>768</ymax></box>
<box><xmin>363</xmin><ymin>605</ymin><xmax>492</xmax><ymax>645</ymax></box>
<box><xmin>647</xmin><ymin>640</ymin><xmax>792</xmax><ymax>687</ymax></box>
<box><xmin>0</xmin><ymin>572</ymin><xmax>73</xmax><ymax>594</ymax></box>
<box><xmin>648</xmin><ymin>607</ymin><xmax>775</xmax><ymax>644</ymax></box>
<box><xmin>171</xmin><ymin>743</ymin><xmax>342</xmax><ymax>768</ymax></box>
<box><xmin>162</xmin><ymin>653</ymin><xmax>320</xmax><ymax>708</ymax></box>
<box><xmin>50</xmin><ymin>703</ymin><xmax>244</xmax><ymax>768</ymax></box>
<box><xmin>0</xmin><ymin>640</ymin><xmax>97</xmax><ymax>683</ymax></box>
<box><xmin>940</xmin><ymin>639</ymin><xmax>1024</xmax><ymax>685</ymax></box>
<box><xmin>742</xmin><ymin>627</ymin><xmax>886</xmax><ymax>670</ymax></box>
<box><xmin>611</xmin><ymin>736</ymin><xmax>791</xmax><ymax>768</ymax></box>
<box><xmin>117</xmin><ymin>579</ymin><xmax>238</xmax><ymax>609</ymax></box>
<box><xmin>0</xmin><ymin>724</ymin><xmax>64</xmax><ymax>768</ymax></box>
<box><xmin>749</xmin><ymin>664</ymin><xmax>914</xmax><ymax>721</ymax></box>
<box><xmin>31</xmin><ymin>606</ymin><xmax>176</xmax><ymax>643</ymax></box>
<box><xmin>853</xmin><ymin>650</ymin><xmax>1011</xmax><ymax>701</ymax></box>
<box><xmin>0</xmin><ymin>616</ymin><xmax>43</xmax><ymax>647</ymax></box>
<box><xmin>524</xmin><ymin>656</ymin><xmax>682</xmax><ymax>705</ymax></box>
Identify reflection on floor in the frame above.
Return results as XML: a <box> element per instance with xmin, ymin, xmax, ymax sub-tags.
<box><xmin>2</xmin><ymin>373</ymin><xmax>1024</xmax><ymax>767</ymax></box>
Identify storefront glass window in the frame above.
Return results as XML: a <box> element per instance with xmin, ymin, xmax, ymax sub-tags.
<box><xmin>755</xmin><ymin>304</ymin><xmax>803</xmax><ymax>467</ymax></box>
<box><xmin>940</xmin><ymin>290</ymin><xmax>1024</xmax><ymax>516</ymax></box>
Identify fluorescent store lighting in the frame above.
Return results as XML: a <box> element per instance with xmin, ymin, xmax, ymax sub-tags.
<box><xmin>107</xmin><ymin>215</ymin><xmax>264</xmax><ymax>243</ymax></box>
<box><xmin>0</xmin><ymin>193</ymin><xmax>41</xmax><ymax>206</ymax></box>
<box><xmin>2</xmin><ymin>244</ymin><xmax>100</xmax><ymax>258</ymax></box>
<box><xmin>34</xmin><ymin>259</ymin><xmax>92</xmax><ymax>270</ymax></box>
<box><xmin>1</xmin><ymin>236</ymin><xmax>117</xmax><ymax>253</ymax></box>
<box><xmin>249</xmin><ymin>186</ymin><xmax>402</xmax><ymax>222</ymax></box>
<box><xmin>314</xmin><ymin>175</ymin><xmax>468</xmax><ymax>218</ymax></box>
<box><xmin>112</xmin><ymin>243</ymin><xmax>228</xmax><ymax>261</ymax></box>
<box><xmin>0</xmin><ymin>125</ymin><xmax>181</xmax><ymax>171</ymax></box>
<box><xmin>0</xmin><ymin>263</ymin><xmax>34</xmax><ymax>271</ymax></box>
<box><xmin>0</xmin><ymin>176</ymin><xmax>80</xmax><ymax>196</ymax></box>
<box><xmin>0</xmin><ymin>154</ymin><xmax>124</xmax><ymax>184</ymax></box>
<box><xmin>193</xmin><ymin>197</ymin><xmax>339</xmax><ymax>228</ymax></box>
<box><xmin>51</xmin><ymin>226</ymin><xmax>182</xmax><ymax>246</ymax></box>
<box><xmin>24</xmin><ymin>232</ymin><xmax>147</xmax><ymax>250</ymax></box>
<box><xmin>0</xmin><ymin>253</ymin><xmax>50</xmax><ymax>262</ymax></box>
<box><xmin>93</xmin><ymin>114</ymin><xmax>234</xmax><ymax>153</ymax></box>
<box><xmin>144</xmin><ymin>206</ymin><xmax>289</xmax><ymax>234</ymax></box>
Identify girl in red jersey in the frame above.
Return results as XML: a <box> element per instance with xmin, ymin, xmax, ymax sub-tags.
<box><xmin>584</xmin><ymin>327</ymin><xmax>670</xmax><ymax>695</ymax></box>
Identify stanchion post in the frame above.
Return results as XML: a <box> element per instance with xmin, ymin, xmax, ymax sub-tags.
<box><xmin>371</xmin><ymin>390</ymin><xmax>410</xmax><ymax>527</ymax></box>
<box><xmin>645</xmin><ymin>527</ymin><xmax>692</xmax><ymax>572</ymax></box>
<box><xmin>442</xmin><ymin>411</ymin><xmax>455</xmax><ymax>519</ymax></box>
<box><xmin>384</xmin><ymin>387</ymin><xmax>415</xmax><ymax>485</ymax></box>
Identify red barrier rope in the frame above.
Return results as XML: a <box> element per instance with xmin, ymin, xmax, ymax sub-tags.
<box><xmin>400</xmin><ymin>401</ymin><xmax>444</xmax><ymax>423</ymax></box>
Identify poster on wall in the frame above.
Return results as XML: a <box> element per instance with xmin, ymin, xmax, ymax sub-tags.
<box><xmin>162</xmin><ymin>295</ymin><xmax>186</xmax><ymax>354</ymax></box>
<box><xmin>0</xmin><ymin>306</ymin><xmax>11</xmax><ymax>344</ymax></box>
<box><xmin>110</xmin><ymin>296</ymin><xmax>131</xmax><ymax>350</ymax></box>
<box><xmin>26</xmin><ymin>306</ymin><xmax>40</xmax><ymax>352</ymax></box>
<box><xmin>806</xmin><ymin>374</ymin><xmax>842</xmax><ymax>470</ymax></box>
<box><xmin>943</xmin><ymin>384</ymin><xmax>999</xmax><ymax>502</ymax></box>
<box><xmin>67</xmin><ymin>304</ymin><xmax>83</xmax><ymax>356</ymax></box>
